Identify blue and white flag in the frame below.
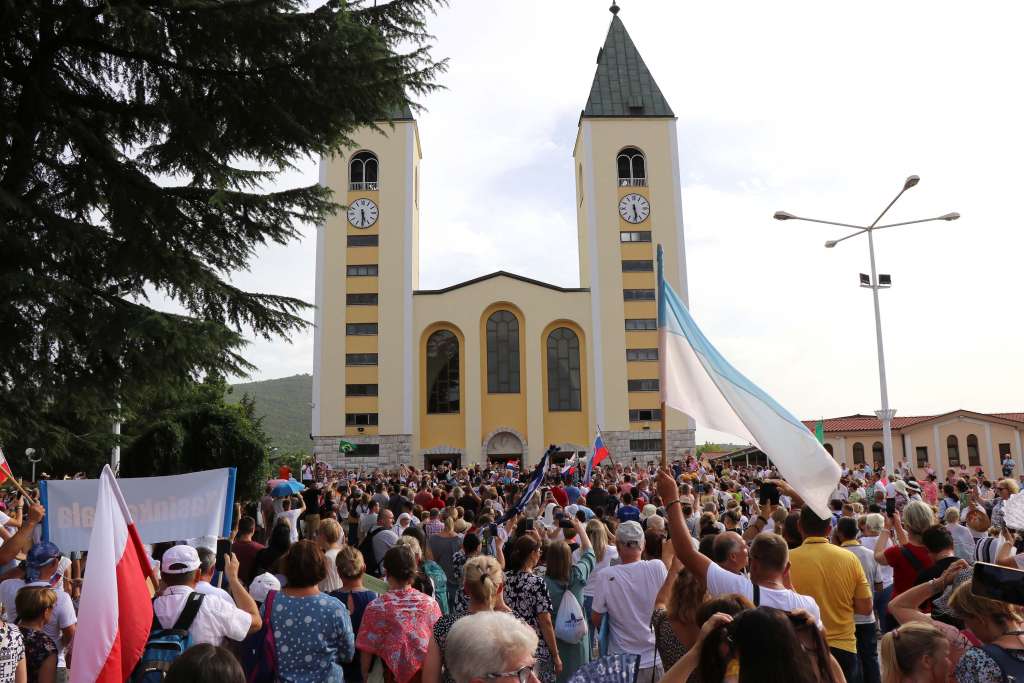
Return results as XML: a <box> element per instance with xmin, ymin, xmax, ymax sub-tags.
<box><xmin>656</xmin><ymin>246</ymin><xmax>839</xmax><ymax>518</ymax></box>
<box><xmin>496</xmin><ymin>445</ymin><xmax>555</xmax><ymax>524</ymax></box>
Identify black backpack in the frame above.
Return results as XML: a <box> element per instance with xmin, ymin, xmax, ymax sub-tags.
<box><xmin>359</xmin><ymin>527</ymin><xmax>388</xmax><ymax>577</ymax></box>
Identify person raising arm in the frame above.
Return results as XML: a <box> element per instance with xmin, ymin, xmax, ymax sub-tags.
<box><xmin>0</xmin><ymin>504</ymin><xmax>44</xmax><ymax>567</ymax></box>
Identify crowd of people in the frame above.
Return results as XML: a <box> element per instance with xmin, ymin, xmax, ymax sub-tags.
<box><xmin>0</xmin><ymin>452</ymin><xmax>1022</xmax><ymax>683</ymax></box>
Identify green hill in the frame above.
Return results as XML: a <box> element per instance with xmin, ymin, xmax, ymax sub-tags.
<box><xmin>227</xmin><ymin>373</ymin><xmax>313</xmax><ymax>454</ymax></box>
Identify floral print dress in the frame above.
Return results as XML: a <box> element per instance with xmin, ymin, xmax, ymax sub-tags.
<box><xmin>504</xmin><ymin>570</ymin><xmax>556</xmax><ymax>683</ymax></box>
<box><xmin>18</xmin><ymin>626</ymin><xmax>56</xmax><ymax>683</ymax></box>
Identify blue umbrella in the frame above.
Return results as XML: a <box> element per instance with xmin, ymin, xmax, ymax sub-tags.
<box><xmin>272</xmin><ymin>479</ymin><xmax>305</xmax><ymax>497</ymax></box>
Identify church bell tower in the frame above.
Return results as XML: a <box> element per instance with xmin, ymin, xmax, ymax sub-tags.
<box><xmin>573</xmin><ymin>3</ymin><xmax>695</xmax><ymax>461</ymax></box>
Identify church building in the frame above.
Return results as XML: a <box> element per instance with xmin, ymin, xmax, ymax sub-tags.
<box><xmin>311</xmin><ymin>6</ymin><xmax>695</xmax><ymax>468</ymax></box>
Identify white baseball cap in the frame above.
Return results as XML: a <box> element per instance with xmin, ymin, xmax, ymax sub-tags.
<box><xmin>249</xmin><ymin>572</ymin><xmax>281</xmax><ymax>603</ymax></box>
<box><xmin>161</xmin><ymin>545</ymin><xmax>201</xmax><ymax>574</ymax></box>
<box><xmin>616</xmin><ymin>521</ymin><xmax>645</xmax><ymax>547</ymax></box>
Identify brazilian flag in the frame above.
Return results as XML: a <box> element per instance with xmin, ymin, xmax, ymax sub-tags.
<box><xmin>339</xmin><ymin>440</ymin><xmax>356</xmax><ymax>454</ymax></box>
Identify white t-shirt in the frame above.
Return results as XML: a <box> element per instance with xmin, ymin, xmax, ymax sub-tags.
<box><xmin>278</xmin><ymin>509</ymin><xmax>302</xmax><ymax>543</ymax></box>
<box><xmin>154</xmin><ymin>585</ymin><xmax>252</xmax><ymax>647</ymax></box>
<box><xmin>581</xmin><ymin>545</ymin><xmax>619</xmax><ymax>598</ymax></box>
<box><xmin>705</xmin><ymin>562</ymin><xmax>822</xmax><ymax>626</ymax></box>
<box><xmin>859</xmin><ymin>536</ymin><xmax>894</xmax><ymax>587</ymax></box>
<box><xmin>592</xmin><ymin>559</ymin><xmax>668</xmax><ymax>668</ymax></box>
<box><xmin>0</xmin><ymin>579</ymin><xmax>77</xmax><ymax>666</ymax></box>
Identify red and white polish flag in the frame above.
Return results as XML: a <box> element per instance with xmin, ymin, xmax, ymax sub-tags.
<box><xmin>70</xmin><ymin>465</ymin><xmax>154</xmax><ymax>683</ymax></box>
<box><xmin>0</xmin><ymin>447</ymin><xmax>15</xmax><ymax>484</ymax></box>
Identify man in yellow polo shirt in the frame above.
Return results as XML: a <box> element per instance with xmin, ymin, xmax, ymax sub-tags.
<box><xmin>789</xmin><ymin>505</ymin><xmax>873</xmax><ymax>683</ymax></box>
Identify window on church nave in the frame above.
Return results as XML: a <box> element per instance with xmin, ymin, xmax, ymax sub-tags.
<box><xmin>426</xmin><ymin>330</ymin><xmax>460</xmax><ymax>414</ymax></box>
<box><xmin>616</xmin><ymin>147</ymin><xmax>647</xmax><ymax>187</ymax></box>
<box><xmin>547</xmin><ymin>328</ymin><xmax>581</xmax><ymax>412</ymax></box>
<box><xmin>486</xmin><ymin>311</ymin><xmax>520</xmax><ymax>394</ymax></box>
<box><xmin>349</xmin><ymin>151</ymin><xmax>379</xmax><ymax>191</ymax></box>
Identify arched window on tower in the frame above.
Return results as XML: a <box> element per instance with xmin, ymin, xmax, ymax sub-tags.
<box><xmin>426</xmin><ymin>330</ymin><xmax>459</xmax><ymax>414</ymax></box>
<box><xmin>486</xmin><ymin>311</ymin><xmax>520</xmax><ymax>394</ymax></box>
<box><xmin>852</xmin><ymin>442</ymin><xmax>865</xmax><ymax>465</ymax></box>
<box><xmin>616</xmin><ymin>147</ymin><xmax>647</xmax><ymax>187</ymax></box>
<box><xmin>349</xmin><ymin>151</ymin><xmax>379</xmax><ymax>191</ymax></box>
<box><xmin>547</xmin><ymin>328</ymin><xmax>581</xmax><ymax>411</ymax></box>
<box><xmin>947</xmin><ymin>435</ymin><xmax>960</xmax><ymax>467</ymax></box>
<box><xmin>872</xmin><ymin>442</ymin><xmax>884</xmax><ymax>468</ymax></box>
<box><xmin>967</xmin><ymin>434</ymin><xmax>980</xmax><ymax>466</ymax></box>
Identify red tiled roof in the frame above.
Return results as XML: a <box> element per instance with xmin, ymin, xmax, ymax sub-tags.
<box><xmin>801</xmin><ymin>411</ymin><xmax>1024</xmax><ymax>434</ymax></box>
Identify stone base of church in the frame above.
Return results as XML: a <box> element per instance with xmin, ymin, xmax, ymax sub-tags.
<box><xmin>313</xmin><ymin>434</ymin><xmax>413</xmax><ymax>469</ymax></box>
<box><xmin>601</xmin><ymin>429</ymin><xmax>696</xmax><ymax>465</ymax></box>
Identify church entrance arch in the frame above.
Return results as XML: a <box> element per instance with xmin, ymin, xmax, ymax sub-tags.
<box><xmin>484</xmin><ymin>428</ymin><xmax>526</xmax><ymax>469</ymax></box>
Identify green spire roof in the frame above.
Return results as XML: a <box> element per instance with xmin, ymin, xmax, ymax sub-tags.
<box><xmin>583</xmin><ymin>15</ymin><xmax>674</xmax><ymax>118</ymax></box>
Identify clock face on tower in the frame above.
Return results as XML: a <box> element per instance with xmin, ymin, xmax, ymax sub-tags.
<box><xmin>347</xmin><ymin>198</ymin><xmax>379</xmax><ymax>228</ymax></box>
<box><xmin>618</xmin><ymin>193</ymin><xmax>650</xmax><ymax>224</ymax></box>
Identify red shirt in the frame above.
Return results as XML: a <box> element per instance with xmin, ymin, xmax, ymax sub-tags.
<box><xmin>884</xmin><ymin>542</ymin><xmax>933</xmax><ymax>596</ymax></box>
<box><xmin>428</xmin><ymin>497</ymin><xmax>446</xmax><ymax>510</ymax></box>
<box><xmin>551</xmin><ymin>486</ymin><xmax>569</xmax><ymax>507</ymax></box>
<box><xmin>413</xmin><ymin>491</ymin><xmax>434</xmax><ymax>508</ymax></box>
<box><xmin>231</xmin><ymin>539</ymin><xmax>265</xmax><ymax>583</ymax></box>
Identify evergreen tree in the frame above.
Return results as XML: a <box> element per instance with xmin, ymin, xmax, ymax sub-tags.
<box><xmin>0</xmin><ymin>0</ymin><xmax>445</xmax><ymax>463</ymax></box>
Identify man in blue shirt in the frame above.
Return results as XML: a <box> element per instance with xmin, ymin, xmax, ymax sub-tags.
<box><xmin>616</xmin><ymin>493</ymin><xmax>641</xmax><ymax>523</ymax></box>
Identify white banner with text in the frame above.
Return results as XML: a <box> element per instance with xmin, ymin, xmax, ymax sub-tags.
<box><xmin>40</xmin><ymin>468</ymin><xmax>236</xmax><ymax>552</ymax></box>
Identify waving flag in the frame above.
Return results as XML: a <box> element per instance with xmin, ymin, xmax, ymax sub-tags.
<box><xmin>497</xmin><ymin>446</ymin><xmax>555</xmax><ymax>524</ymax></box>
<box><xmin>583</xmin><ymin>432</ymin><xmax>609</xmax><ymax>484</ymax></box>
<box><xmin>656</xmin><ymin>245</ymin><xmax>839</xmax><ymax>518</ymax></box>
<box><xmin>505</xmin><ymin>459</ymin><xmax>520</xmax><ymax>471</ymax></box>
<box><xmin>561</xmin><ymin>454</ymin><xmax>578</xmax><ymax>476</ymax></box>
<box><xmin>0</xmin><ymin>448</ymin><xmax>14</xmax><ymax>485</ymax></box>
<box><xmin>70</xmin><ymin>465</ymin><xmax>154</xmax><ymax>683</ymax></box>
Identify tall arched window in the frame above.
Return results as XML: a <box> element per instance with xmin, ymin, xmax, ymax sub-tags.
<box><xmin>967</xmin><ymin>434</ymin><xmax>980</xmax><ymax>466</ymax></box>
<box><xmin>349</xmin><ymin>151</ymin><xmax>379</xmax><ymax>191</ymax></box>
<box><xmin>486</xmin><ymin>311</ymin><xmax>520</xmax><ymax>394</ymax></box>
<box><xmin>547</xmin><ymin>327</ymin><xmax>581</xmax><ymax>411</ymax></box>
<box><xmin>824</xmin><ymin>443</ymin><xmax>834</xmax><ymax>457</ymax></box>
<box><xmin>872</xmin><ymin>442</ymin><xmax>884</xmax><ymax>467</ymax></box>
<box><xmin>426</xmin><ymin>330</ymin><xmax>459</xmax><ymax>414</ymax></box>
<box><xmin>947</xmin><ymin>435</ymin><xmax>960</xmax><ymax>467</ymax></box>
<box><xmin>852</xmin><ymin>442</ymin><xmax>865</xmax><ymax>464</ymax></box>
<box><xmin>616</xmin><ymin>147</ymin><xmax>647</xmax><ymax>187</ymax></box>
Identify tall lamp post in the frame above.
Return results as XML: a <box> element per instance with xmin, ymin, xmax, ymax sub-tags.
<box><xmin>774</xmin><ymin>175</ymin><xmax>959</xmax><ymax>474</ymax></box>
<box><xmin>25</xmin><ymin>448</ymin><xmax>43</xmax><ymax>483</ymax></box>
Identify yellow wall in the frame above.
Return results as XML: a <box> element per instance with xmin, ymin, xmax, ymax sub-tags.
<box><xmin>314</xmin><ymin>121</ymin><xmax>420</xmax><ymax>437</ymax></box>
<box><xmin>414</xmin><ymin>275</ymin><xmax>592</xmax><ymax>465</ymax></box>
<box><xmin>419</xmin><ymin>323</ymin><xmax>467</xmax><ymax>451</ymax></box>
<box><xmin>541</xmin><ymin>320</ymin><xmax>590</xmax><ymax>449</ymax></box>
<box><xmin>479</xmin><ymin>303</ymin><xmax>528</xmax><ymax>443</ymax></box>
<box><xmin>573</xmin><ymin>117</ymin><xmax>690</xmax><ymax>435</ymax></box>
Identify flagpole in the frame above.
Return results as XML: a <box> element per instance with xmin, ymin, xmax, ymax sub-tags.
<box><xmin>657</xmin><ymin>244</ymin><xmax>668</xmax><ymax>469</ymax></box>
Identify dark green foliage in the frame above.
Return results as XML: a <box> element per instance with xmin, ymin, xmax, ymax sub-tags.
<box><xmin>227</xmin><ymin>373</ymin><xmax>312</xmax><ymax>454</ymax></box>
<box><xmin>122</xmin><ymin>379</ymin><xmax>270</xmax><ymax>500</ymax></box>
<box><xmin>0</xmin><ymin>0</ymin><xmax>446</xmax><ymax>464</ymax></box>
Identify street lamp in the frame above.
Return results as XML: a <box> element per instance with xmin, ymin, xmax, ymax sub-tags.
<box><xmin>25</xmin><ymin>448</ymin><xmax>43</xmax><ymax>483</ymax></box>
<box><xmin>774</xmin><ymin>175</ymin><xmax>959</xmax><ymax>475</ymax></box>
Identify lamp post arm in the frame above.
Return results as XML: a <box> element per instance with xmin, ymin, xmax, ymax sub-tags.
<box><xmin>873</xmin><ymin>216</ymin><xmax>958</xmax><ymax>231</ymax></box>
<box><xmin>868</xmin><ymin>186</ymin><xmax>908</xmax><ymax>229</ymax></box>
<box><xmin>786</xmin><ymin>216</ymin><xmax>867</xmax><ymax>231</ymax></box>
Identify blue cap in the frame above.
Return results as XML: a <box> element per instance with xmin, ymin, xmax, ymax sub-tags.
<box><xmin>25</xmin><ymin>541</ymin><xmax>61</xmax><ymax>583</ymax></box>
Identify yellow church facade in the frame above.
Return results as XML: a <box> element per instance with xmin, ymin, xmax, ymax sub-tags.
<box><xmin>312</xmin><ymin>8</ymin><xmax>695</xmax><ymax>468</ymax></box>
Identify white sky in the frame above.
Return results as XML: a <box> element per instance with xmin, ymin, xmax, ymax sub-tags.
<box><xmin>230</xmin><ymin>0</ymin><xmax>1024</xmax><ymax>443</ymax></box>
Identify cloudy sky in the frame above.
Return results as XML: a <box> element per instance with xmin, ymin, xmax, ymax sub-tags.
<box><xmin>231</xmin><ymin>0</ymin><xmax>1023</xmax><ymax>442</ymax></box>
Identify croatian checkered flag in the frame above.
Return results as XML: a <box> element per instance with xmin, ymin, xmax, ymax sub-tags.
<box><xmin>496</xmin><ymin>445</ymin><xmax>556</xmax><ymax>524</ymax></box>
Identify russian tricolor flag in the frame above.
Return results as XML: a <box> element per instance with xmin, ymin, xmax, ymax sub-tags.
<box><xmin>656</xmin><ymin>246</ymin><xmax>839</xmax><ymax>518</ymax></box>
